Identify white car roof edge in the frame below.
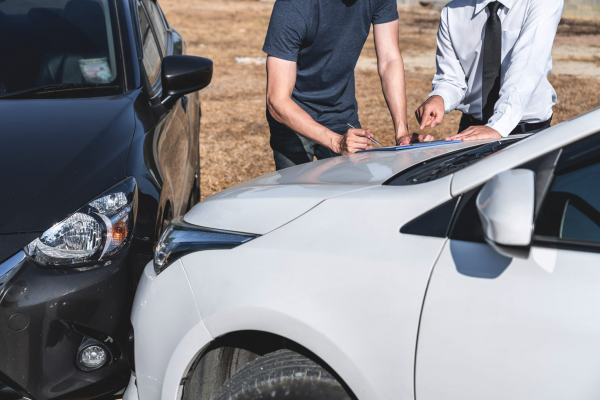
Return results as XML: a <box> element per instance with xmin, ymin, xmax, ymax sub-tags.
<box><xmin>451</xmin><ymin>107</ymin><xmax>600</xmax><ymax>196</ymax></box>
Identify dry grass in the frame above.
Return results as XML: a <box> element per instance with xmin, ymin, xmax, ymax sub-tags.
<box><xmin>159</xmin><ymin>0</ymin><xmax>600</xmax><ymax>200</ymax></box>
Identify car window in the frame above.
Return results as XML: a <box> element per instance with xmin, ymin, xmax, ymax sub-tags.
<box><xmin>401</xmin><ymin>198</ymin><xmax>459</xmax><ymax>238</ymax></box>
<box><xmin>148</xmin><ymin>1</ymin><xmax>168</xmax><ymax>53</ymax></box>
<box><xmin>0</xmin><ymin>0</ymin><xmax>122</xmax><ymax>95</ymax></box>
<box><xmin>137</xmin><ymin>1</ymin><xmax>161</xmax><ymax>86</ymax></box>
<box><xmin>156</xmin><ymin>1</ymin><xmax>170</xmax><ymax>28</ymax></box>
<box><xmin>535</xmin><ymin>133</ymin><xmax>600</xmax><ymax>245</ymax></box>
<box><xmin>449</xmin><ymin>187</ymin><xmax>486</xmax><ymax>243</ymax></box>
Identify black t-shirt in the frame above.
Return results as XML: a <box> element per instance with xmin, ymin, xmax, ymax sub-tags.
<box><xmin>263</xmin><ymin>0</ymin><xmax>398</xmax><ymax>133</ymax></box>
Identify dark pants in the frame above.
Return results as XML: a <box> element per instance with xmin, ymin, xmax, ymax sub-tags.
<box><xmin>269</xmin><ymin>122</ymin><xmax>358</xmax><ymax>171</ymax></box>
<box><xmin>458</xmin><ymin>113</ymin><xmax>553</xmax><ymax>135</ymax></box>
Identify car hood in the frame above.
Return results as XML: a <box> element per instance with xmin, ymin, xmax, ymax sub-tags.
<box><xmin>185</xmin><ymin>140</ymin><xmax>494</xmax><ymax>234</ymax></box>
<box><xmin>0</xmin><ymin>94</ymin><xmax>135</xmax><ymax>237</ymax></box>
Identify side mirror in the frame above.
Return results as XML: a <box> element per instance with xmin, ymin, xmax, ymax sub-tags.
<box><xmin>161</xmin><ymin>55</ymin><xmax>213</xmax><ymax>109</ymax></box>
<box><xmin>476</xmin><ymin>169</ymin><xmax>535</xmax><ymax>259</ymax></box>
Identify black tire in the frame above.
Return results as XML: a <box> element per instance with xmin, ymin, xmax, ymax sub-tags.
<box><xmin>213</xmin><ymin>350</ymin><xmax>351</xmax><ymax>400</ymax></box>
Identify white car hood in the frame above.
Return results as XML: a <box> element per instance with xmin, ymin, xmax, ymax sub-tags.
<box><xmin>185</xmin><ymin>141</ymin><xmax>498</xmax><ymax>234</ymax></box>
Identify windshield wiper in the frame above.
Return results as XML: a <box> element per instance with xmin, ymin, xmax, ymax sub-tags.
<box><xmin>0</xmin><ymin>83</ymin><xmax>121</xmax><ymax>99</ymax></box>
<box><xmin>387</xmin><ymin>139</ymin><xmax>519</xmax><ymax>186</ymax></box>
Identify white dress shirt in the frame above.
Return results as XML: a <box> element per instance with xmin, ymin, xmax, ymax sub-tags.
<box><xmin>429</xmin><ymin>0</ymin><xmax>564</xmax><ymax>136</ymax></box>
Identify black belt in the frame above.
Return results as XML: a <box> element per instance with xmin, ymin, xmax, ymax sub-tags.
<box><xmin>461</xmin><ymin>114</ymin><xmax>552</xmax><ymax>135</ymax></box>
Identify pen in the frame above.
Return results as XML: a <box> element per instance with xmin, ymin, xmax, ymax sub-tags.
<box><xmin>347</xmin><ymin>123</ymin><xmax>382</xmax><ymax>147</ymax></box>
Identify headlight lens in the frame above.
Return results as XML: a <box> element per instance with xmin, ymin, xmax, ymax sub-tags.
<box><xmin>25</xmin><ymin>177</ymin><xmax>137</xmax><ymax>266</ymax></box>
<box><xmin>154</xmin><ymin>217</ymin><xmax>259</xmax><ymax>274</ymax></box>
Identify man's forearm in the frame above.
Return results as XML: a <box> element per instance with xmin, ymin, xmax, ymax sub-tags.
<box><xmin>379</xmin><ymin>57</ymin><xmax>408</xmax><ymax>137</ymax></box>
<box><xmin>267</xmin><ymin>96</ymin><xmax>341</xmax><ymax>152</ymax></box>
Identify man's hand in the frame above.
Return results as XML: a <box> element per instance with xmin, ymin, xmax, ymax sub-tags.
<box><xmin>445</xmin><ymin>125</ymin><xmax>502</xmax><ymax>141</ymax></box>
<box><xmin>333</xmin><ymin>128</ymin><xmax>373</xmax><ymax>155</ymax></box>
<box><xmin>397</xmin><ymin>133</ymin><xmax>435</xmax><ymax>146</ymax></box>
<box><xmin>415</xmin><ymin>95</ymin><xmax>445</xmax><ymax>129</ymax></box>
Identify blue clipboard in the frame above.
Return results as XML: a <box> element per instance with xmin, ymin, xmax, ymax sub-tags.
<box><xmin>358</xmin><ymin>140</ymin><xmax>463</xmax><ymax>153</ymax></box>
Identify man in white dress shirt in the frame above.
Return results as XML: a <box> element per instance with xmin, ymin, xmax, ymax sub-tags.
<box><xmin>414</xmin><ymin>0</ymin><xmax>564</xmax><ymax>141</ymax></box>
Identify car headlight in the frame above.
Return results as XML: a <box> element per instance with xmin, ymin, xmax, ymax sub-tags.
<box><xmin>154</xmin><ymin>217</ymin><xmax>259</xmax><ymax>274</ymax></box>
<box><xmin>25</xmin><ymin>177</ymin><xmax>137</xmax><ymax>266</ymax></box>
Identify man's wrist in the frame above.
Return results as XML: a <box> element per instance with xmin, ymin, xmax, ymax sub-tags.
<box><xmin>395</xmin><ymin>131</ymin><xmax>409</xmax><ymax>141</ymax></box>
<box><xmin>395</xmin><ymin>122</ymin><xmax>409</xmax><ymax>137</ymax></box>
<box><xmin>328</xmin><ymin>130</ymin><xmax>342</xmax><ymax>153</ymax></box>
<box><xmin>486</xmin><ymin>122</ymin><xmax>509</xmax><ymax>138</ymax></box>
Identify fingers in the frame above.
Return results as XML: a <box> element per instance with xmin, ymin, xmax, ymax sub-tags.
<box><xmin>430</xmin><ymin>112</ymin><xmax>444</xmax><ymax>129</ymax></box>
<box><xmin>445</xmin><ymin>127</ymin><xmax>502</xmax><ymax>141</ymax></box>
<box><xmin>417</xmin><ymin>97</ymin><xmax>445</xmax><ymax>130</ymax></box>
<box><xmin>348</xmin><ymin>128</ymin><xmax>372</xmax><ymax>138</ymax></box>
<box><xmin>401</xmin><ymin>137</ymin><xmax>411</xmax><ymax>146</ymax></box>
<box><xmin>415</xmin><ymin>105</ymin><xmax>425</xmax><ymax>124</ymax></box>
<box><xmin>460</xmin><ymin>132</ymin><xmax>500</xmax><ymax>141</ymax></box>
<box><xmin>397</xmin><ymin>133</ymin><xmax>433</xmax><ymax>145</ymax></box>
<box><xmin>342</xmin><ymin>129</ymin><xmax>372</xmax><ymax>154</ymax></box>
<box><xmin>420</xmin><ymin>106</ymin><xmax>434</xmax><ymax>130</ymax></box>
<box><xmin>397</xmin><ymin>135</ymin><xmax>412</xmax><ymax>146</ymax></box>
<box><xmin>446</xmin><ymin>127</ymin><xmax>475</xmax><ymax>141</ymax></box>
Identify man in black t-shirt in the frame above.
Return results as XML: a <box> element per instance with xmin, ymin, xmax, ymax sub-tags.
<box><xmin>263</xmin><ymin>0</ymin><xmax>427</xmax><ymax>170</ymax></box>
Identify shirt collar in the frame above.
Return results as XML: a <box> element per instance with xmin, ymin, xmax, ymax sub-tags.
<box><xmin>474</xmin><ymin>0</ymin><xmax>516</xmax><ymax>15</ymax></box>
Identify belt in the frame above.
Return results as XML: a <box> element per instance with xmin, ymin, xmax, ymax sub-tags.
<box><xmin>462</xmin><ymin>114</ymin><xmax>552</xmax><ymax>135</ymax></box>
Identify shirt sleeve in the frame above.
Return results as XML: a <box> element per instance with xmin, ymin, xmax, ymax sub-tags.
<box><xmin>372</xmin><ymin>0</ymin><xmax>399</xmax><ymax>25</ymax></box>
<box><xmin>429</xmin><ymin>6</ymin><xmax>468</xmax><ymax>114</ymax></box>
<box><xmin>262</xmin><ymin>0</ymin><xmax>307</xmax><ymax>62</ymax></box>
<box><xmin>487</xmin><ymin>0</ymin><xmax>564</xmax><ymax>137</ymax></box>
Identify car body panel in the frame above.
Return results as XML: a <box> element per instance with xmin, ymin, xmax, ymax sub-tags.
<box><xmin>0</xmin><ymin>95</ymin><xmax>135</xmax><ymax>235</ymax></box>
<box><xmin>131</xmin><ymin>260</ymin><xmax>210</xmax><ymax>400</ymax></box>
<box><xmin>176</xmin><ymin>176</ymin><xmax>454</xmax><ymax>400</ymax></box>
<box><xmin>0</xmin><ymin>249</ymin><xmax>133</xmax><ymax>399</ymax></box>
<box><xmin>246</xmin><ymin>140</ymin><xmax>495</xmax><ymax>187</ymax></box>
<box><xmin>418</xmin><ymin>118</ymin><xmax>600</xmax><ymax>399</ymax></box>
<box><xmin>183</xmin><ymin>140</ymin><xmax>493</xmax><ymax>235</ymax></box>
<box><xmin>183</xmin><ymin>184</ymin><xmax>373</xmax><ymax>235</ymax></box>
<box><xmin>0</xmin><ymin>233</ymin><xmax>41</xmax><ymax>265</ymax></box>
<box><xmin>417</xmin><ymin>243</ymin><xmax>600</xmax><ymax>399</ymax></box>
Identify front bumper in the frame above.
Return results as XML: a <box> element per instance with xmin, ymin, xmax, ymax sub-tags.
<box><xmin>122</xmin><ymin>373</ymin><xmax>138</xmax><ymax>400</ymax></box>
<box><xmin>0</xmin><ymin>242</ymin><xmax>148</xmax><ymax>400</ymax></box>
<box><xmin>130</xmin><ymin>260</ymin><xmax>212</xmax><ymax>400</ymax></box>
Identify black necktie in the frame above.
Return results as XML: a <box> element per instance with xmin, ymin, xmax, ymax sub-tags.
<box><xmin>482</xmin><ymin>1</ymin><xmax>502</xmax><ymax>123</ymax></box>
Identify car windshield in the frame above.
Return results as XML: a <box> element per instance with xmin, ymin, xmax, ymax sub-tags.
<box><xmin>386</xmin><ymin>139</ymin><xmax>521</xmax><ymax>186</ymax></box>
<box><xmin>0</xmin><ymin>0</ymin><xmax>122</xmax><ymax>97</ymax></box>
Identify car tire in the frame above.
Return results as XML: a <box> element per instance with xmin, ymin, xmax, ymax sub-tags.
<box><xmin>213</xmin><ymin>349</ymin><xmax>352</xmax><ymax>400</ymax></box>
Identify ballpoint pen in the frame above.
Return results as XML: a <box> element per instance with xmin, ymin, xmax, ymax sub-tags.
<box><xmin>347</xmin><ymin>123</ymin><xmax>382</xmax><ymax>147</ymax></box>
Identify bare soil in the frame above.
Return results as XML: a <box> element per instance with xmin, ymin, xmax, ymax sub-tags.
<box><xmin>159</xmin><ymin>0</ymin><xmax>600</xmax><ymax>200</ymax></box>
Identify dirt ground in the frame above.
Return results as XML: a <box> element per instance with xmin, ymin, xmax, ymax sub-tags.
<box><xmin>159</xmin><ymin>0</ymin><xmax>600</xmax><ymax>200</ymax></box>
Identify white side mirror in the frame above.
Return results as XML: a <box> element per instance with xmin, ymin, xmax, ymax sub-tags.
<box><xmin>476</xmin><ymin>169</ymin><xmax>535</xmax><ymax>258</ymax></box>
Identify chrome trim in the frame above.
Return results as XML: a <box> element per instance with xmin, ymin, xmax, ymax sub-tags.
<box><xmin>0</xmin><ymin>251</ymin><xmax>27</xmax><ymax>296</ymax></box>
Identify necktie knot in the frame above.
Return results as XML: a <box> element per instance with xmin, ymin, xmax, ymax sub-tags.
<box><xmin>487</xmin><ymin>1</ymin><xmax>502</xmax><ymax>14</ymax></box>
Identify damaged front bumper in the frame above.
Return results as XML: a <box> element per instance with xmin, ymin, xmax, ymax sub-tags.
<box><xmin>0</xmin><ymin>247</ymin><xmax>140</xmax><ymax>400</ymax></box>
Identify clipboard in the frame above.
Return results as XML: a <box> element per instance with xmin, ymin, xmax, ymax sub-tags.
<box><xmin>358</xmin><ymin>140</ymin><xmax>463</xmax><ymax>153</ymax></box>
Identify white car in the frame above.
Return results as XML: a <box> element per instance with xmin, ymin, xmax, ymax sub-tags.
<box><xmin>124</xmin><ymin>109</ymin><xmax>600</xmax><ymax>400</ymax></box>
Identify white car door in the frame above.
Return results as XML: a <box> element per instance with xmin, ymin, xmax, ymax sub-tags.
<box><xmin>416</xmin><ymin>133</ymin><xmax>600</xmax><ymax>400</ymax></box>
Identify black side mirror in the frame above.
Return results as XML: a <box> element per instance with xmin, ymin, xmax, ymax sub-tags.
<box><xmin>161</xmin><ymin>55</ymin><xmax>213</xmax><ymax>109</ymax></box>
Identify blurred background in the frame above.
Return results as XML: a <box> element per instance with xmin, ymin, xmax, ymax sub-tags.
<box><xmin>158</xmin><ymin>0</ymin><xmax>600</xmax><ymax>200</ymax></box>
